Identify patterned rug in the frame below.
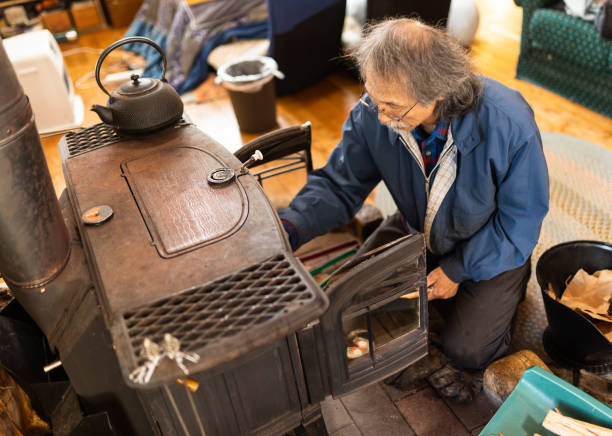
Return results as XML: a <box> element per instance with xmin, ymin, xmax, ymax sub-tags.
<box><xmin>510</xmin><ymin>132</ymin><xmax>612</xmax><ymax>358</ymax></box>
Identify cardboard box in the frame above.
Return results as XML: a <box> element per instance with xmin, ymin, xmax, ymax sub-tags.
<box><xmin>103</xmin><ymin>0</ymin><xmax>142</xmax><ymax>28</ymax></box>
<box><xmin>71</xmin><ymin>1</ymin><xmax>102</xmax><ymax>31</ymax></box>
<box><xmin>40</xmin><ymin>9</ymin><xmax>72</xmax><ymax>33</ymax></box>
<box><xmin>4</xmin><ymin>6</ymin><xmax>28</xmax><ymax>26</ymax></box>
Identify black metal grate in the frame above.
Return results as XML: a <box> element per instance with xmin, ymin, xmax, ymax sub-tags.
<box><xmin>65</xmin><ymin>120</ymin><xmax>190</xmax><ymax>158</ymax></box>
<box><xmin>65</xmin><ymin>123</ymin><xmax>122</xmax><ymax>157</ymax></box>
<box><xmin>123</xmin><ymin>254</ymin><xmax>317</xmax><ymax>367</ymax></box>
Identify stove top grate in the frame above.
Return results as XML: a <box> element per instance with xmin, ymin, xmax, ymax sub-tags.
<box><xmin>122</xmin><ymin>253</ymin><xmax>322</xmax><ymax>371</ymax></box>
<box><xmin>65</xmin><ymin>120</ymin><xmax>190</xmax><ymax>158</ymax></box>
<box><xmin>65</xmin><ymin>123</ymin><xmax>122</xmax><ymax>157</ymax></box>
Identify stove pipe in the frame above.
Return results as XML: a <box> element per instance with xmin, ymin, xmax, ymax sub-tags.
<box><xmin>0</xmin><ymin>40</ymin><xmax>70</xmax><ymax>290</ymax></box>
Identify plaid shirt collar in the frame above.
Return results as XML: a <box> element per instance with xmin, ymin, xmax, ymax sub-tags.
<box><xmin>411</xmin><ymin>119</ymin><xmax>450</xmax><ymax>143</ymax></box>
<box><xmin>411</xmin><ymin>119</ymin><xmax>450</xmax><ymax>176</ymax></box>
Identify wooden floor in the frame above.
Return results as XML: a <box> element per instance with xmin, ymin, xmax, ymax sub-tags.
<box><xmin>41</xmin><ymin>0</ymin><xmax>612</xmax><ymax>203</ymax></box>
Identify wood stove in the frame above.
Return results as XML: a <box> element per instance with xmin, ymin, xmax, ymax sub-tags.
<box><xmin>0</xmin><ymin>39</ymin><xmax>427</xmax><ymax>436</ymax></box>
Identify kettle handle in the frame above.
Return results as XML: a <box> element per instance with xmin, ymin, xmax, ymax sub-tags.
<box><xmin>95</xmin><ymin>37</ymin><xmax>167</xmax><ymax>98</ymax></box>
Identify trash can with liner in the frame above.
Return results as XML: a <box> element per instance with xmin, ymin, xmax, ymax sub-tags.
<box><xmin>216</xmin><ymin>56</ymin><xmax>284</xmax><ymax>133</ymax></box>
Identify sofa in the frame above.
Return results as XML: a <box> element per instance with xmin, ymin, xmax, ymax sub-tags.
<box><xmin>514</xmin><ymin>0</ymin><xmax>612</xmax><ymax>118</ymax></box>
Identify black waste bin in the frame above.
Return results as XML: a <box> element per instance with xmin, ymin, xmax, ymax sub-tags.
<box><xmin>536</xmin><ymin>240</ymin><xmax>612</xmax><ymax>373</ymax></box>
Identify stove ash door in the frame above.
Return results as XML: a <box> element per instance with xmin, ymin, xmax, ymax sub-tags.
<box><xmin>298</xmin><ymin>234</ymin><xmax>428</xmax><ymax>399</ymax></box>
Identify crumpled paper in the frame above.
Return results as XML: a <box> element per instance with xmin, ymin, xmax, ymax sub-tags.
<box><xmin>548</xmin><ymin>269</ymin><xmax>612</xmax><ymax>340</ymax></box>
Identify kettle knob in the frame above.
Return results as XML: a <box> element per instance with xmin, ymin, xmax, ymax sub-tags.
<box><xmin>131</xmin><ymin>74</ymin><xmax>140</xmax><ymax>85</ymax></box>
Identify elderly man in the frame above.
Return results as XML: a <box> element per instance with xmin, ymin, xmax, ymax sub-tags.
<box><xmin>278</xmin><ymin>18</ymin><xmax>549</xmax><ymax>400</ymax></box>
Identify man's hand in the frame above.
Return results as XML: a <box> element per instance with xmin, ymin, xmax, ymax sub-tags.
<box><xmin>427</xmin><ymin>267</ymin><xmax>459</xmax><ymax>301</ymax></box>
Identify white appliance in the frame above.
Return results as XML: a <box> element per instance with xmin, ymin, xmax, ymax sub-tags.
<box><xmin>3</xmin><ymin>30</ymin><xmax>83</xmax><ymax>134</ymax></box>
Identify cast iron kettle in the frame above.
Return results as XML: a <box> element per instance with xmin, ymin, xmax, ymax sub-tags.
<box><xmin>91</xmin><ymin>37</ymin><xmax>183</xmax><ymax>134</ymax></box>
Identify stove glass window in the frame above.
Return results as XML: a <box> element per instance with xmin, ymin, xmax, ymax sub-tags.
<box><xmin>341</xmin><ymin>261</ymin><xmax>422</xmax><ymax>367</ymax></box>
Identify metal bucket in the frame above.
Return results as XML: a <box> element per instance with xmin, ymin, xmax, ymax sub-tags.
<box><xmin>536</xmin><ymin>240</ymin><xmax>612</xmax><ymax>373</ymax></box>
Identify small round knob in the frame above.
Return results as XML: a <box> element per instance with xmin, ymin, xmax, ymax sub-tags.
<box><xmin>131</xmin><ymin>74</ymin><xmax>140</xmax><ymax>84</ymax></box>
<box><xmin>207</xmin><ymin>168</ymin><xmax>235</xmax><ymax>186</ymax></box>
<box><xmin>82</xmin><ymin>205</ymin><xmax>114</xmax><ymax>225</ymax></box>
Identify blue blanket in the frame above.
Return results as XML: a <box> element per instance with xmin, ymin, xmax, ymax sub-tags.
<box><xmin>123</xmin><ymin>0</ymin><xmax>268</xmax><ymax>94</ymax></box>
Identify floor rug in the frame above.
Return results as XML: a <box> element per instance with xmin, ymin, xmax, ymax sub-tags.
<box><xmin>510</xmin><ymin>132</ymin><xmax>612</xmax><ymax>358</ymax></box>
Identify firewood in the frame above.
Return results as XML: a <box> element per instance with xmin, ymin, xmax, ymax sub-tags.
<box><xmin>400</xmin><ymin>290</ymin><xmax>419</xmax><ymax>299</ymax></box>
<box><xmin>542</xmin><ymin>409</ymin><xmax>612</xmax><ymax>436</ymax></box>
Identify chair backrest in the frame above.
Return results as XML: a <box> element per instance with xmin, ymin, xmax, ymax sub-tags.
<box><xmin>234</xmin><ymin>122</ymin><xmax>313</xmax><ymax>183</ymax></box>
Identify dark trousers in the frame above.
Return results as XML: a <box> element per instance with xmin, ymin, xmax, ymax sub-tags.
<box><xmin>358</xmin><ymin>212</ymin><xmax>531</xmax><ymax>370</ymax></box>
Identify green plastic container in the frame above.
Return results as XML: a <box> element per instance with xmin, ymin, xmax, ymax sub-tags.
<box><xmin>480</xmin><ymin>367</ymin><xmax>612</xmax><ymax>436</ymax></box>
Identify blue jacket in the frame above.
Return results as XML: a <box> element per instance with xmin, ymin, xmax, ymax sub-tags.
<box><xmin>278</xmin><ymin>78</ymin><xmax>549</xmax><ymax>283</ymax></box>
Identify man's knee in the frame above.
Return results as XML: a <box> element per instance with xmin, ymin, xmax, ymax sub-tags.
<box><xmin>442</xmin><ymin>330</ymin><xmax>510</xmax><ymax>370</ymax></box>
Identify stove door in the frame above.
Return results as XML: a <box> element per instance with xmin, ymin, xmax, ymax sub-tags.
<box><xmin>299</xmin><ymin>234</ymin><xmax>428</xmax><ymax>398</ymax></box>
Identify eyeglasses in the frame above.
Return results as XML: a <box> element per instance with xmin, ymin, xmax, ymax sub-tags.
<box><xmin>359</xmin><ymin>94</ymin><xmax>418</xmax><ymax>123</ymax></box>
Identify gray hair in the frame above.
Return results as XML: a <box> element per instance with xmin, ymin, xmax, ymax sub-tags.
<box><xmin>351</xmin><ymin>17</ymin><xmax>483</xmax><ymax>120</ymax></box>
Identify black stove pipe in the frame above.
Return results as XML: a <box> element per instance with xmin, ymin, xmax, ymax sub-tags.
<box><xmin>0</xmin><ymin>41</ymin><xmax>70</xmax><ymax>292</ymax></box>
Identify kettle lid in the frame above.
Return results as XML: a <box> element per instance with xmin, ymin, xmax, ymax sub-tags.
<box><xmin>117</xmin><ymin>74</ymin><xmax>157</xmax><ymax>96</ymax></box>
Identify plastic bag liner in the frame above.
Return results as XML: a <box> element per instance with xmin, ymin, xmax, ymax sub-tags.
<box><xmin>216</xmin><ymin>57</ymin><xmax>284</xmax><ymax>93</ymax></box>
<box><xmin>215</xmin><ymin>56</ymin><xmax>283</xmax><ymax>132</ymax></box>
